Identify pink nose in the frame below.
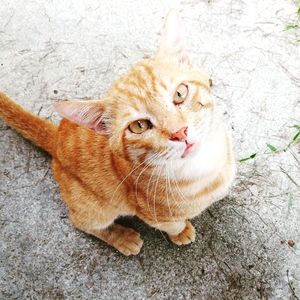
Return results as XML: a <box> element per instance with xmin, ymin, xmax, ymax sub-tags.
<box><xmin>170</xmin><ymin>126</ymin><xmax>188</xmax><ymax>142</ymax></box>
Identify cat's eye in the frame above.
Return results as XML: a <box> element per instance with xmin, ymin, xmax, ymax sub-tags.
<box><xmin>174</xmin><ymin>84</ymin><xmax>188</xmax><ymax>105</ymax></box>
<box><xmin>128</xmin><ymin>119</ymin><xmax>152</xmax><ymax>134</ymax></box>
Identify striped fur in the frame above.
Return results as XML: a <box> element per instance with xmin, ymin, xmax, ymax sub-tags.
<box><xmin>0</xmin><ymin>11</ymin><xmax>235</xmax><ymax>255</ymax></box>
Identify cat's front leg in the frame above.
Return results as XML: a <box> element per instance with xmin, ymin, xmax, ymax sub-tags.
<box><xmin>151</xmin><ymin>220</ymin><xmax>196</xmax><ymax>245</ymax></box>
<box><xmin>68</xmin><ymin>206</ymin><xmax>143</xmax><ymax>256</ymax></box>
<box><xmin>67</xmin><ymin>200</ymin><xmax>143</xmax><ymax>256</ymax></box>
<box><xmin>86</xmin><ymin>223</ymin><xmax>143</xmax><ymax>256</ymax></box>
<box><xmin>52</xmin><ymin>159</ymin><xmax>143</xmax><ymax>256</ymax></box>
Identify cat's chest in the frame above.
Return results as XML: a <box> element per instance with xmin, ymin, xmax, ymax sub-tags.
<box><xmin>163</xmin><ymin>166</ymin><xmax>232</xmax><ymax>220</ymax></box>
<box><xmin>163</xmin><ymin>131</ymin><xmax>233</xmax><ymax>218</ymax></box>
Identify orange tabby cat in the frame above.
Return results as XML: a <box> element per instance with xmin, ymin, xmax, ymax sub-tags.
<box><xmin>0</xmin><ymin>11</ymin><xmax>235</xmax><ymax>255</ymax></box>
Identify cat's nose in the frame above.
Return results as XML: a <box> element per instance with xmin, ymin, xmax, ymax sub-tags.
<box><xmin>170</xmin><ymin>126</ymin><xmax>188</xmax><ymax>142</ymax></box>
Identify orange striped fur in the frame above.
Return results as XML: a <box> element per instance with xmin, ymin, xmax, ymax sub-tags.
<box><xmin>0</xmin><ymin>11</ymin><xmax>235</xmax><ymax>255</ymax></box>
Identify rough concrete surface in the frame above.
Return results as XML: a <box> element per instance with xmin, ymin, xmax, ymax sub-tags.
<box><xmin>0</xmin><ymin>0</ymin><xmax>300</xmax><ymax>299</ymax></box>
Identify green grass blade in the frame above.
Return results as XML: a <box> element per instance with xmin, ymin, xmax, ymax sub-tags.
<box><xmin>267</xmin><ymin>144</ymin><xmax>278</xmax><ymax>152</ymax></box>
<box><xmin>292</xmin><ymin>130</ymin><xmax>300</xmax><ymax>142</ymax></box>
<box><xmin>285</xmin><ymin>24</ymin><xmax>299</xmax><ymax>30</ymax></box>
<box><xmin>239</xmin><ymin>153</ymin><xmax>257</xmax><ymax>162</ymax></box>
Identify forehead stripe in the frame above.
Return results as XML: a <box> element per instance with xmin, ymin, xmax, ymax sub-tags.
<box><xmin>140</xmin><ymin>64</ymin><xmax>157</xmax><ymax>93</ymax></box>
<box><xmin>115</xmin><ymin>84</ymin><xmax>145</xmax><ymax>104</ymax></box>
<box><xmin>189</xmin><ymin>80</ymin><xmax>210</xmax><ymax>91</ymax></box>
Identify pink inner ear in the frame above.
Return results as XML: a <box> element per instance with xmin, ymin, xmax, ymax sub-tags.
<box><xmin>54</xmin><ymin>100</ymin><xmax>107</xmax><ymax>133</ymax></box>
<box><xmin>72</xmin><ymin>114</ymin><xmax>83</xmax><ymax>123</ymax></box>
<box><xmin>89</xmin><ymin>116</ymin><xmax>106</xmax><ymax>132</ymax></box>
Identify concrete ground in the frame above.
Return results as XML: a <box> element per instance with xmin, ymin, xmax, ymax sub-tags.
<box><xmin>1</xmin><ymin>0</ymin><xmax>300</xmax><ymax>299</ymax></box>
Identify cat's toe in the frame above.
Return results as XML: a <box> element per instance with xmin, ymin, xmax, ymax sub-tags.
<box><xmin>114</xmin><ymin>228</ymin><xmax>143</xmax><ymax>256</ymax></box>
<box><xmin>169</xmin><ymin>221</ymin><xmax>195</xmax><ymax>246</ymax></box>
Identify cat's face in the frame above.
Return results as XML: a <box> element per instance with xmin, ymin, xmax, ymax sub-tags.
<box><xmin>108</xmin><ymin>57</ymin><xmax>213</xmax><ymax>164</ymax></box>
<box><xmin>55</xmin><ymin>11</ymin><xmax>215</xmax><ymax>165</ymax></box>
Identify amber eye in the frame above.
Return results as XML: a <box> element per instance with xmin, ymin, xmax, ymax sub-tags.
<box><xmin>174</xmin><ymin>83</ymin><xmax>188</xmax><ymax>105</ymax></box>
<box><xmin>128</xmin><ymin>119</ymin><xmax>152</xmax><ymax>134</ymax></box>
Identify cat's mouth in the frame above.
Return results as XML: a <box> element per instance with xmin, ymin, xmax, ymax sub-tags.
<box><xmin>181</xmin><ymin>141</ymin><xmax>195</xmax><ymax>158</ymax></box>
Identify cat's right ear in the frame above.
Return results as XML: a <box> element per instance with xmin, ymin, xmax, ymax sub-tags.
<box><xmin>157</xmin><ymin>10</ymin><xmax>190</xmax><ymax>64</ymax></box>
<box><xmin>54</xmin><ymin>100</ymin><xmax>108</xmax><ymax>133</ymax></box>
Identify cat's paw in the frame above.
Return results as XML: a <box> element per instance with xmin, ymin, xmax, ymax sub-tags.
<box><xmin>113</xmin><ymin>227</ymin><xmax>143</xmax><ymax>256</ymax></box>
<box><xmin>168</xmin><ymin>221</ymin><xmax>195</xmax><ymax>245</ymax></box>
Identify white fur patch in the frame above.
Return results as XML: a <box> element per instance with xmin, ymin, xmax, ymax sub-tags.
<box><xmin>171</xmin><ymin>126</ymin><xmax>227</xmax><ymax>181</ymax></box>
<box><xmin>199</xmin><ymin>89</ymin><xmax>213</xmax><ymax>105</ymax></box>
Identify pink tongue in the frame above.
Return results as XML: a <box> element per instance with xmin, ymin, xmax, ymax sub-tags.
<box><xmin>181</xmin><ymin>142</ymin><xmax>194</xmax><ymax>158</ymax></box>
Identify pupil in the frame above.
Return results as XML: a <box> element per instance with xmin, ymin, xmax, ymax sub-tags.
<box><xmin>138</xmin><ymin>121</ymin><xmax>143</xmax><ymax>128</ymax></box>
<box><xmin>177</xmin><ymin>91</ymin><xmax>182</xmax><ymax>98</ymax></box>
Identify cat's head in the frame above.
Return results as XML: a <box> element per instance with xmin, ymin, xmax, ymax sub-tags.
<box><xmin>55</xmin><ymin>10</ymin><xmax>215</xmax><ymax>165</ymax></box>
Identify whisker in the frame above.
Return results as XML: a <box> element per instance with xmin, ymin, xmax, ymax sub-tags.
<box><xmin>134</xmin><ymin>155</ymin><xmax>157</xmax><ymax>198</ymax></box>
<box><xmin>109</xmin><ymin>155</ymin><xmax>150</xmax><ymax>204</ymax></box>
<box><xmin>145</xmin><ymin>150</ymin><xmax>169</xmax><ymax>218</ymax></box>
<box><xmin>166</xmin><ymin>162</ymin><xmax>183</xmax><ymax>213</ymax></box>
<box><xmin>170</xmin><ymin>160</ymin><xmax>188</xmax><ymax>204</ymax></box>
<box><xmin>165</xmin><ymin>164</ymin><xmax>175</xmax><ymax>221</ymax></box>
<box><xmin>134</xmin><ymin>151</ymin><xmax>166</xmax><ymax>200</ymax></box>
<box><xmin>146</xmin><ymin>161</ymin><xmax>160</xmax><ymax>216</ymax></box>
<box><xmin>153</xmin><ymin>164</ymin><xmax>163</xmax><ymax>224</ymax></box>
<box><xmin>152</xmin><ymin>164</ymin><xmax>169</xmax><ymax>243</ymax></box>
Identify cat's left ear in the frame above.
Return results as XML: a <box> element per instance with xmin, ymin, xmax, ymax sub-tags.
<box><xmin>54</xmin><ymin>100</ymin><xmax>108</xmax><ymax>133</ymax></box>
<box><xmin>158</xmin><ymin>10</ymin><xmax>190</xmax><ymax>64</ymax></box>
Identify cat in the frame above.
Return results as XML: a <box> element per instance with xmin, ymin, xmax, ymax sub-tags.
<box><xmin>0</xmin><ymin>10</ymin><xmax>236</xmax><ymax>256</ymax></box>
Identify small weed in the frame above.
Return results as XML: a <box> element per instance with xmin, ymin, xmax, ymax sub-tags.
<box><xmin>265</xmin><ymin>125</ymin><xmax>300</xmax><ymax>154</ymax></box>
<box><xmin>239</xmin><ymin>125</ymin><xmax>300</xmax><ymax>163</ymax></box>
<box><xmin>284</xmin><ymin>2</ymin><xmax>300</xmax><ymax>42</ymax></box>
<box><xmin>239</xmin><ymin>153</ymin><xmax>257</xmax><ymax>163</ymax></box>
<box><xmin>280</xmin><ymin>167</ymin><xmax>299</xmax><ymax>187</ymax></box>
<box><xmin>266</xmin><ymin>143</ymin><xmax>278</xmax><ymax>152</ymax></box>
<box><xmin>285</xmin><ymin>24</ymin><xmax>299</xmax><ymax>31</ymax></box>
<box><xmin>286</xmin><ymin>127</ymin><xmax>300</xmax><ymax>148</ymax></box>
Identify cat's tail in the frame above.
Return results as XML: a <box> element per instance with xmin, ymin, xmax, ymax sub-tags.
<box><xmin>0</xmin><ymin>91</ymin><xmax>57</xmax><ymax>156</ymax></box>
